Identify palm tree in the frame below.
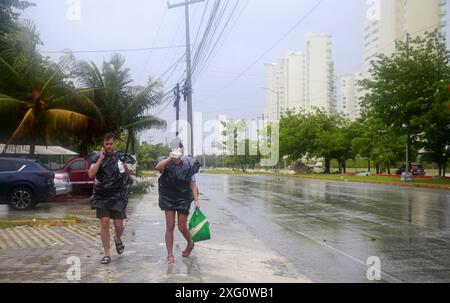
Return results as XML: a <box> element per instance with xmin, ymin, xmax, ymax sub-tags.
<box><xmin>0</xmin><ymin>22</ymin><xmax>102</xmax><ymax>156</ymax></box>
<box><xmin>72</xmin><ymin>54</ymin><xmax>166</xmax><ymax>154</ymax></box>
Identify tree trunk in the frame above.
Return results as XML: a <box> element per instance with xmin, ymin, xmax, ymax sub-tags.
<box><xmin>324</xmin><ymin>158</ymin><xmax>331</xmax><ymax>174</ymax></box>
<box><xmin>388</xmin><ymin>167</ymin><xmax>391</xmax><ymax>175</ymax></box>
<box><xmin>438</xmin><ymin>163</ymin><xmax>442</xmax><ymax>177</ymax></box>
<box><xmin>29</xmin><ymin>140</ymin><xmax>36</xmax><ymax>158</ymax></box>
<box><xmin>79</xmin><ymin>141</ymin><xmax>89</xmax><ymax>156</ymax></box>
<box><xmin>376</xmin><ymin>163</ymin><xmax>380</xmax><ymax>174</ymax></box>
<box><xmin>343</xmin><ymin>161</ymin><xmax>346</xmax><ymax>174</ymax></box>
<box><xmin>368</xmin><ymin>159</ymin><xmax>371</xmax><ymax>172</ymax></box>
<box><xmin>338</xmin><ymin>161</ymin><xmax>342</xmax><ymax>174</ymax></box>
<box><xmin>125</xmin><ymin>128</ymin><xmax>132</xmax><ymax>155</ymax></box>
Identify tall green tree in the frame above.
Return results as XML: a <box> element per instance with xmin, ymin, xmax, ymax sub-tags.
<box><xmin>0</xmin><ymin>23</ymin><xmax>102</xmax><ymax>156</ymax></box>
<box><xmin>360</xmin><ymin>30</ymin><xmax>450</xmax><ymax>176</ymax></box>
<box><xmin>71</xmin><ymin>54</ymin><xmax>167</xmax><ymax>154</ymax></box>
<box><xmin>0</xmin><ymin>0</ymin><xmax>34</xmax><ymax>36</ymax></box>
<box><xmin>220</xmin><ymin>120</ymin><xmax>260</xmax><ymax>172</ymax></box>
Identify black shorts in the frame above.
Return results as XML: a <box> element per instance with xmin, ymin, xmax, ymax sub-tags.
<box><xmin>96</xmin><ymin>208</ymin><xmax>127</xmax><ymax>220</ymax></box>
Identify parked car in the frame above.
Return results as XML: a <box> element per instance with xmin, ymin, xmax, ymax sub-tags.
<box><xmin>54</xmin><ymin>171</ymin><xmax>72</xmax><ymax>196</ymax></box>
<box><xmin>54</xmin><ymin>157</ymin><xmax>94</xmax><ymax>193</ymax></box>
<box><xmin>396</xmin><ymin>164</ymin><xmax>426</xmax><ymax>176</ymax></box>
<box><xmin>0</xmin><ymin>157</ymin><xmax>55</xmax><ymax>210</ymax></box>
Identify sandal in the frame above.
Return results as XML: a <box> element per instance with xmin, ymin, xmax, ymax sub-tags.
<box><xmin>182</xmin><ymin>243</ymin><xmax>195</xmax><ymax>257</ymax></box>
<box><xmin>167</xmin><ymin>255</ymin><xmax>175</xmax><ymax>264</ymax></box>
<box><xmin>115</xmin><ymin>238</ymin><xmax>125</xmax><ymax>255</ymax></box>
<box><xmin>100</xmin><ymin>256</ymin><xmax>111</xmax><ymax>265</ymax></box>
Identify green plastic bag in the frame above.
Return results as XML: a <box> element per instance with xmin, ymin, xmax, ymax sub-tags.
<box><xmin>189</xmin><ymin>209</ymin><xmax>211</xmax><ymax>242</ymax></box>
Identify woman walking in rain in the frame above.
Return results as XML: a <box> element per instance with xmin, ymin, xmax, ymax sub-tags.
<box><xmin>155</xmin><ymin>146</ymin><xmax>202</xmax><ymax>264</ymax></box>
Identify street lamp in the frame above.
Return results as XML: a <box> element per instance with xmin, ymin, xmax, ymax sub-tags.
<box><xmin>262</xmin><ymin>87</ymin><xmax>280</xmax><ymax>174</ymax></box>
<box><xmin>262</xmin><ymin>87</ymin><xmax>280</xmax><ymax>121</ymax></box>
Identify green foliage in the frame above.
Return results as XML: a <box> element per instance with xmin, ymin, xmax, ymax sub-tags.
<box><xmin>71</xmin><ymin>53</ymin><xmax>167</xmax><ymax>154</ymax></box>
<box><xmin>360</xmin><ymin>30</ymin><xmax>450</xmax><ymax>176</ymax></box>
<box><xmin>137</xmin><ymin>142</ymin><xmax>170</xmax><ymax>172</ymax></box>
<box><xmin>0</xmin><ymin>22</ymin><xmax>102</xmax><ymax>156</ymax></box>
<box><xmin>0</xmin><ymin>0</ymin><xmax>35</xmax><ymax>36</ymax></box>
<box><xmin>219</xmin><ymin>120</ymin><xmax>261</xmax><ymax>172</ymax></box>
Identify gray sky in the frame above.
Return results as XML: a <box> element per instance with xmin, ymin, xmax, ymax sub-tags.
<box><xmin>22</xmin><ymin>0</ymin><xmax>450</xmax><ymax>154</ymax></box>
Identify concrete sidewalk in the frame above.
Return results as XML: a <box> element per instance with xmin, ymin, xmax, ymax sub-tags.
<box><xmin>0</xmin><ymin>187</ymin><xmax>311</xmax><ymax>283</ymax></box>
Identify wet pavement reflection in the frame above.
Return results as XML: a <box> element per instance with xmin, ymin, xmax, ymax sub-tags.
<box><xmin>199</xmin><ymin>174</ymin><xmax>450</xmax><ymax>282</ymax></box>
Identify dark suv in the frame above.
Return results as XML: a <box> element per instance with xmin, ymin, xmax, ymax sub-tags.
<box><xmin>0</xmin><ymin>157</ymin><xmax>55</xmax><ymax>210</ymax></box>
<box><xmin>396</xmin><ymin>164</ymin><xmax>426</xmax><ymax>176</ymax></box>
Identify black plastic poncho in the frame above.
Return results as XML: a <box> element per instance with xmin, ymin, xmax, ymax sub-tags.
<box><xmin>88</xmin><ymin>151</ymin><xmax>136</xmax><ymax>212</ymax></box>
<box><xmin>156</xmin><ymin>156</ymin><xmax>202</xmax><ymax>216</ymax></box>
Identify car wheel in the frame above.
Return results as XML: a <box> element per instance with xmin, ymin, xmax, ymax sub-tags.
<box><xmin>9</xmin><ymin>187</ymin><xmax>35</xmax><ymax>210</ymax></box>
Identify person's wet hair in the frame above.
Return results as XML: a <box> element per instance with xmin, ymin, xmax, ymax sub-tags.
<box><xmin>103</xmin><ymin>132</ymin><xmax>116</xmax><ymax>142</ymax></box>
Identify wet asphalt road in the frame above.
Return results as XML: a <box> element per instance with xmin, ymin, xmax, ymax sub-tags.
<box><xmin>198</xmin><ymin>174</ymin><xmax>450</xmax><ymax>283</ymax></box>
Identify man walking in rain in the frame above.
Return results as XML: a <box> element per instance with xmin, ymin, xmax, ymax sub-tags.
<box><xmin>88</xmin><ymin>132</ymin><xmax>136</xmax><ymax>265</ymax></box>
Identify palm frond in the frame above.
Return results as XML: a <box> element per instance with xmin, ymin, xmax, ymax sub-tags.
<box><xmin>0</xmin><ymin>56</ymin><xmax>26</xmax><ymax>91</ymax></box>
<box><xmin>43</xmin><ymin>109</ymin><xmax>103</xmax><ymax>143</ymax></box>
<box><xmin>49</xmin><ymin>91</ymin><xmax>103</xmax><ymax>122</ymax></box>
<box><xmin>5</xmin><ymin>108</ymin><xmax>35</xmax><ymax>148</ymax></box>
<box><xmin>0</xmin><ymin>94</ymin><xmax>28</xmax><ymax>106</ymax></box>
<box><xmin>124</xmin><ymin>80</ymin><xmax>164</xmax><ymax>117</ymax></box>
<box><xmin>123</xmin><ymin>115</ymin><xmax>167</xmax><ymax>132</ymax></box>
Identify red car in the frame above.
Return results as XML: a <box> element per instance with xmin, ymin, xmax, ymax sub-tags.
<box><xmin>54</xmin><ymin>157</ymin><xmax>94</xmax><ymax>192</ymax></box>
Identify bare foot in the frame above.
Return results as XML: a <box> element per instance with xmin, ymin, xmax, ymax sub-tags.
<box><xmin>167</xmin><ymin>255</ymin><xmax>175</xmax><ymax>264</ymax></box>
<box><xmin>182</xmin><ymin>242</ymin><xmax>195</xmax><ymax>257</ymax></box>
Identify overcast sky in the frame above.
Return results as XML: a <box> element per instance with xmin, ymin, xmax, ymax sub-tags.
<box><xmin>22</xmin><ymin>0</ymin><xmax>450</xmax><ymax>154</ymax></box>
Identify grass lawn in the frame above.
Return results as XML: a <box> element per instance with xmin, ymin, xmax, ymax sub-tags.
<box><xmin>294</xmin><ymin>174</ymin><xmax>450</xmax><ymax>186</ymax></box>
<box><xmin>0</xmin><ymin>222</ymin><xmax>14</xmax><ymax>229</ymax></box>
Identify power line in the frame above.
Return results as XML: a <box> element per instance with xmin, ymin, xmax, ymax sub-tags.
<box><xmin>155</xmin><ymin>54</ymin><xmax>186</xmax><ymax>83</ymax></box>
<box><xmin>197</xmin><ymin>0</ymin><xmax>326</xmax><ymax>104</ymax></box>
<box><xmin>193</xmin><ymin>0</ymin><xmax>248</xmax><ymax>84</ymax></box>
<box><xmin>139</xmin><ymin>7</ymin><xmax>169</xmax><ymax>82</ymax></box>
<box><xmin>192</xmin><ymin>0</ymin><xmax>211</xmax><ymax>52</ymax></box>
<box><xmin>193</xmin><ymin>0</ymin><xmax>244</xmax><ymax>83</ymax></box>
<box><xmin>41</xmin><ymin>44</ymin><xmax>186</xmax><ymax>54</ymax></box>
<box><xmin>191</xmin><ymin>0</ymin><xmax>222</xmax><ymax>75</ymax></box>
<box><xmin>156</xmin><ymin>11</ymin><xmax>186</xmax><ymax>75</ymax></box>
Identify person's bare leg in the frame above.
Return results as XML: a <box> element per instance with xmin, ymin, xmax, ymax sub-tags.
<box><xmin>100</xmin><ymin>217</ymin><xmax>111</xmax><ymax>257</ymax></box>
<box><xmin>165</xmin><ymin>211</ymin><xmax>176</xmax><ymax>262</ymax></box>
<box><xmin>113</xmin><ymin>219</ymin><xmax>124</xmax><ymax>243</ymax></box>
<box><xmin>177</xmin><ymin>212</ymin><xmax>194</xmax><ymax>257</ymax></box>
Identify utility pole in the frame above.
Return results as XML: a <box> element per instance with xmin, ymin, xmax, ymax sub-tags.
<box><xmin>401</xmin><ymin>33</ymin><xmax>412</xmax><ymax>182</ymax></box>
<box><xmin>173</xmin><ymin>83</ymin><xmax>181</xmax><ymax>137</ymax></box>
<box><xmin>406</xmin><ymin>33</ymin><xmax>410</xmax><ymax>175</ymax></box>
<box><xmin>168</xmin><ymin>0</ymin><xmax>205</xmax><ymax>156</ymax></box>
